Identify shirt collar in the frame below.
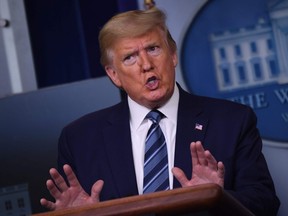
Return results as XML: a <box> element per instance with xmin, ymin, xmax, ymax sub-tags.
<box><xmin>128</xmin><ymin>84</ymin><xmax>179</xmax><ymax>130</ymax></box>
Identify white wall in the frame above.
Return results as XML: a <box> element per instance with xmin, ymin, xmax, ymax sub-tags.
<box><xmin>263</xmin><ymin>141</ymin><xmax>288</xmax><ymax>216</ymax></box>
<box><xmin>0</xmin><ymin>0</ymin><xmax>37</xmax><ymax>98</ymax></box>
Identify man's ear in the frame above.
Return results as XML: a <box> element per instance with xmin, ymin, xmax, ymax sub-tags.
<box><xmin>172</xmin><ymin>52</ymin><xmax>178</xmax><ymax>68</ymax></box>
<box><xmin>105</xmin><ymin>66</ymin><xmax>122</xmax><ymax>88</ymax></box>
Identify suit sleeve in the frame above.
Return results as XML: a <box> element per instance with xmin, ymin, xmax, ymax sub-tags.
<box><xmin>226</xmin><ymin>107</ymin><xmax>280</xmax><ymax>216</ymax></box>
<box><xmin>57</xmin><ymin>127</ymin><xmax>75</xmax><ymax>178</ymax></box>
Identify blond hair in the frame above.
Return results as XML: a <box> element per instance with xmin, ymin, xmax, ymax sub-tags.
<box><xmin>98</xmin><ymin>7</ymin><xmax>177</xmax><ymax>66</ymax></box>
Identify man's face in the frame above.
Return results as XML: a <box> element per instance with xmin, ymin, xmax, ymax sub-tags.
<box><xmin>105</xmin><ymin>28</ymin><xmax>178</xmax><ymax>109</ymax></box>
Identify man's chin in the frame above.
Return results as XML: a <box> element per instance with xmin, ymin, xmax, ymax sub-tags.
<box><xmin>144</xmin><ymin>95</ymin><xmax>168</xmax><ymax>109</ymax></box>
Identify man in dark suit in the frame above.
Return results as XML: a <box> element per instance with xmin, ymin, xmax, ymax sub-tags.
<box><xmin>41</xmin><ymin>7</ymin><xmax>280</xmax><ymax>215</ymax></box>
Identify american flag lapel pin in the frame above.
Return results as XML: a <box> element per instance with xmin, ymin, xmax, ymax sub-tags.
<box><xmin>195</xmin><ymin>123</ymin><xmax>203</xmax><ymax>131</ymax></box>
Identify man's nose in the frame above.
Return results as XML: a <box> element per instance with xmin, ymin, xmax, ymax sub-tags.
<box><xmin>138</xmin><ymin>52</ymin><xmax>153</xmax><ymax>72</ymax></box>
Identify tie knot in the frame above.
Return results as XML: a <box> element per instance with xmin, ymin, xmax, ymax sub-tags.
<box><xmin>146</xmin><ymin>110</ymin><xmax>163</xmax><ymax>124</ymax></box>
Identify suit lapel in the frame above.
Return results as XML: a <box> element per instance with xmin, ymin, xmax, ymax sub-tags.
<box><xmin>173</xmin><ymin>87</ymin><xmax>209</xmax><ymax>188</ymax></box>
<box><xmin>102</xmin><ymin>101</ymin><xmax>139</xmax><ymax>198</ymax></box>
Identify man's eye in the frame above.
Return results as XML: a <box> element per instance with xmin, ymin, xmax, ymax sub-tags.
<box><xmin>123</xmin><ymin>55</ymin><xmax>136</xmax><ymax>65</ymax></box>
<box><xmin>124</xmin><ymin>55</ymin><xmax>131</xmax><ymax>61</ymax></box>
<box><xmin>148</xmin><ymin>46</ymin><xmax>161</xmax><ymax>55</ymax></box>
<box><xmin>148</xmin><ymin>46</ymin><xmax>157</xmax><ymax>51</ymax></box>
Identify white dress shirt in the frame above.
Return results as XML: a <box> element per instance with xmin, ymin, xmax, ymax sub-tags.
<box><xmin>128</xmin><ymin>84</ymin><xmax>179</xmax><ymax>194</ymax></box>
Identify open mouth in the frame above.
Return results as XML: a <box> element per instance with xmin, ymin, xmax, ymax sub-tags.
<box><xmin>147</xmin><ymin>76</ymin><xmax>157</xmax><ymax>84</ymax></box>
<box><xmin>146</xmin><ymin>76</ymin><xmax>159</xmax><ymax>89</ymax></box>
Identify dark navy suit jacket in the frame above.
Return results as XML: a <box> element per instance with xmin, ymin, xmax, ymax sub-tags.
<box><xmin>57</xmin><ymin>85</ymin><xmax>280</xmax><ymax>215</ymax></box>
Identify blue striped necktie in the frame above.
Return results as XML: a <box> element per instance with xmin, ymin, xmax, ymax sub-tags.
<box><xmin>143</xmin><ymin>110</ymin><xmax>170</xmax><ymax>194</ymax></box>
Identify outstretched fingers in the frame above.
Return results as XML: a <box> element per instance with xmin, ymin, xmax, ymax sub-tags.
<box><xmin>217</xmin><ymin>161</ymin><xmax>225</xmax><ymax>179</ymax></box>
<box><xmin>49</xmin><ymin>167</ymin><xmax>69</xmax><ymax>192</ymax></box>
<box><xmin>190</xmin><ymin>141</ymin><xmax>226</xmax><ymax>187</ymax></box>
<box><xmin>172</xmin><ymin>167</ymin><xmax>189</xmax><ymax>187</ymax></box>
<box><xmin>46</xmin><ymin>179</ymin><xmax>62</xmax><ymax>199</ymax></box>
<box><xmin>63</xmin><ymin>164</ymin><xmax>82</xmax><ymax>188</ymax></box>
<box><xmin>91</xmin><ymin>180</ymin><xmax>104</xmax><ymax>202</ymax></box>
<box><xmin>40</xmin><ymin>198</ymin><xmax>56</xmax><ymax>211</ymax></box>
<box><xmin>204</xmin><ymin>149</ymin><xmax>218</xmax><ymax>170</ymax></box>
<box><xmin>41</xmin><ymin>164</ymin><xmax>103</xmax><ymax>210</ymax></box>
<box><xmin>191</xmin><ymin>141</ymin><xmax>208</xmax><ymax>167</ymax></box>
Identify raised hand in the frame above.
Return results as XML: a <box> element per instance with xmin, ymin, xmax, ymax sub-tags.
<box><xmin>172</xmin><ymin>141</ymin><xmax>225</xmax><ymax>188</ymax></box>
<box><xmin>40</xmin><ymin>164</ymin><xmax>104</xmax><ymax>211</ymax></box>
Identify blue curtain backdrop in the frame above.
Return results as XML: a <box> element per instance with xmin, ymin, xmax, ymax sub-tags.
<box><xmin>24</xmin><ymin>0</ymin><xmax>138</xmax><ymax>88</ymax></box>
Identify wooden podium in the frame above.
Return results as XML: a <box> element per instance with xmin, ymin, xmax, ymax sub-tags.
<box><xmin>33</xmin><ymin>183</ymin><xmax>254</xmax><ymax>216</ymax></box>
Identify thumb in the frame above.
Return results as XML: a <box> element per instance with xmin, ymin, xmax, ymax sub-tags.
<box><xmin>91</xmin><ymin>180</ymin><xmax>104</xmax><ymax>202</ymax></box>
<box><xmin>172</xmin><ymin>167</ymin><xmax>189</xmax><ymax>187</ymax></box>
